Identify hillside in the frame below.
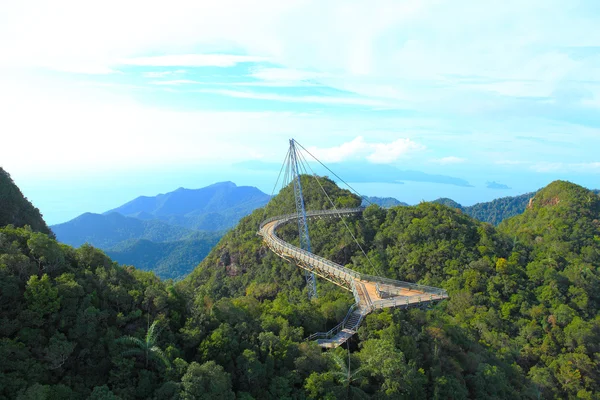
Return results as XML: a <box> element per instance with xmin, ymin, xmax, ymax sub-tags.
<box><xmin>466</xmin><ymin>191</ymin><xmax>536</xmax><ymax>225</ymax></box>
<box><xmin>434</xmin><ymin>191</ymin><xmax>536</xmax><ymax>225</ymax></box>
<box><xmin>0</xmin><ymin>167</ymin><xmax>53</xmax><ymax>237</ymax></box>
<box><xmin>433</xmin><ymin>197</ymin><xmax>462</xmax><ymax>209</ymax></box>
<box><xmin>1</xmin><ymin>176</ymin><xmax>599</xmax><ymax>398</ymax></box>
<box><xmin>105</xmin><ymin>231</ymin><xmax>223</xmax><ymax>280</ymax></box>
<box><xmin>362</xmin><ymin>195</ymin><xmax>408</xmax><ymax>208</ymax></box>
<box><xmin>184</xmin><ymin>177</ymin><xmax>600</xmax><ymax>399</ymax></box>
<box><xmin>106</xmin><ymin>181</ymin><xmax>271</xmax><ymax>231</ymax></box>
<box><xmin>50</xmin><ymin>182</ymin><xmax>269</xmax><ymax>279</ymax></box>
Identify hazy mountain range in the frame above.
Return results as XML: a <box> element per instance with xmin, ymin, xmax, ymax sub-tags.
<box><xmin>48</xmin><ymin>175</ymin><xmax>600</xmax><ymax>280</ymax></box>
<box><xmin>51</xmin><ymin>182</ymin><xmax>271</xmax><ymax>279</ymax></box>
<box><xmin>105</xmin><ymin>181</ymin><xmax>270</xmax><ymax>231</ymax></box>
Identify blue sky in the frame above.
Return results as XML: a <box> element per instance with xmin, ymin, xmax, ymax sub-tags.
<box><xmin>0</xmin><ymin>0</ymin><xmax>599</xmax><ymax>224</ymax></box>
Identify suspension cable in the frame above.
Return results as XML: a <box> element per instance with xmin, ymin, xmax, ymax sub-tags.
<box><xmin>296</xmin><ymin>146</ymin><xmax>381</xmax><ymax>275</ymax></box>
<box><xmin>294</xmin><ymin>141</ymin><xmax>373</xmax><ymax>207</ymax></box>
<box><xmin>262</xmin><ymin>146</ymin><xmax>291</xmax><ymax>223</ymax></box>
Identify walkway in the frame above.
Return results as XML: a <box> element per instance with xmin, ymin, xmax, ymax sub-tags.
<box><xmin>258</xmin><ymin>208</ymin><xmax>449</xmax><ymax>348</ymax></box>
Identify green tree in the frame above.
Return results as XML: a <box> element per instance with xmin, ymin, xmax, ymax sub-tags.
<box><xmin>88</xmin><ymin>385</ymin><xmax>122</xmax><ymax>400</ymax></box>
<box><xmin>180</xmin><ymin>361</ymin><xmax>235</xmax><ymax>400</ymax></box>
<box><xmin>359</xmin><ymin>339</ymin><xmax>426</xmax><ymax>399</ymax></box>
<box><xmin>26</xmin><ymin>232</ymin><xmax>64</xmax><ymax>274</ymax></box>
<box><xmin>329</xmin><ymin>351</ymin><xmax>368</xmax><ymax>399</ymax></box>
<box><xmin>116</xmin><ymin>320</ymin><xmax>169</xmax><ymax>369</ymax></box>
<box><xmin>24</xmin><ymin>274</ymin><xmax>60</xmax><ymax>318</ymax></box>
<box><xmin>44</xmin><ymin>332</ymin><xmax>75</xmax><ymax>370</ymax></box>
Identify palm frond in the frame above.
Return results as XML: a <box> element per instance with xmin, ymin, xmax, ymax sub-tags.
<box><xmin>121</xmin><ymin>348</ymin><xmax>144</xmax><ymax>358</ymax></box>
<box><xmin>150</xmin><ymin>346</ymin><xmax>171</xmax><ymax>368</ymax></box>
<box><xmin>330</xmin><ymin>354</ymin><xmax>348</xmax><ymax>373</ymax></box>
<box><xmin>146</xmin><ymin>321</ymin><xmax>161</xmax><ymax>345</ymax></box>
<box><xmin>349</xmin><ymin>367</ymin><xmax>366</xmax><ymax>379</ymax></box>
<box><xmin>330</xmin><ymin>371</ymin><xmax>349</xmax><ymax>380</ymax></box>
<box><xmin>116</xmin><ymin>336</ymin><xmax>145</xmax><ymax>349</ymax></box>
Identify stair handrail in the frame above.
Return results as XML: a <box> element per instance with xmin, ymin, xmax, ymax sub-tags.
<box><xmin>345</xmin><ymin>312</ymin><xmax>366</xmax><ymax>331</ymax></box>
<box><xmin>306</xmin><ymin>303</ymin><xmax>358</xmax><ymax>341</ymax></box>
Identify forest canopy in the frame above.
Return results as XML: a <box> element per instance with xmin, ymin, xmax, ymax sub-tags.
<box><xmin>1</xmin><ymin>176</ymin><xmax>599</xmax><ymax>399</ymax></box>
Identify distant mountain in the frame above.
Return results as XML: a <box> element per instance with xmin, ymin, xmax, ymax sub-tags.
<box><xmin>106</xmin><ymin>231</ymin><xmax>223</xmax><ymax>280</ymax></box>
<box><xmin>52</xmin><ymin>212</ymin><xmax>194</xmax><ymax>248</ymax></box>
<box><xmin>466</xmin><ymin>192</ymin><xmax>535</xmax><ymax>225</ymax></box>
<box><xmin>362</xmin><ymin>196</ymin><xmax>408</xmax><ymax>207</ymax></box>
<box><xmin>433</xmin><ymin>197</ymin><xmax>463</xmax><ymax>209</ymax></box>
<box><xmin>434</xmin><ymin>192</ymin><xmax>535</xmax><ymax>225</ymax></box>
<box><xmin>106</xmin><ymin>181</ymin><xmax>271</xmax><ymax>231</ymax></box>
<box><xmin>51</xmin><ymin>182</ymin><xmax>270</xmax><ymax>279</ymax></box>
<box><xmin>0</xmin><ymin>167</ymin><xmax>53</xmax><ymax>236</ymax></box>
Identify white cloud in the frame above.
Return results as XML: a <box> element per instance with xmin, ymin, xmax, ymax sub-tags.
<box><xmin>307</xmin><ymin>136</ymin><xmax>424</xmax><ymax>164</ymax></box>
<box><xmin>0</xmin><ymin>77</ymin><xmax>430</xmax><ymax>177</ymax></box>
<box><xmin>431</xmin><ymin>156</ymin><xmax>466</xmax><ymax>165</ymax></box>
<box><xmin>198</xmin><ymin>89</ymin><xmax>387</xmax><ymax>107</ymax></box>
<box><xmin>367</xmin><ymin>139</ymin><xmax>425</xmax><ymax>163</ymax></box>
<box><xmin>531</xmin><ymin>162</ymin><xmax>600</xmax><ymax>173</ymax></box>
<box><xmin>0</xmin><ymin>81</ymin><xmax>284</xmax><ymax>175</ymax></box>
<box><xmin>120</xmin><ymin>54</ymin><xmax>266</xmax><ymax>67</ymax></box>
<box><xmin>306</xmin><ymin>137</ymin><xmax>368</xmax><ymax>163</ymax></box>
<box><xmin>1</xmin><ymin>0</ymin><xmax>599</xmax><ymax>180</ymax></box>
<box><xmin>143</xmin><ymin>70</ymin><xmax>186</xmax><ymax>78</ymax></box>
<box><xmin>250</xmin><ymin>67</ymin><xmax>328</xmax><ymax>84</ymax></box>
<box><xmin>494</xmin><ymin>160</ymin><xmax>528</xmax><ymax>165</ymax></box>
<box><xmin>51</xmin><ymin>64</ymin><xmax>118</xmax><ymax>75</ymax></box>
<box><xmin>149</xmin><ymin>79</ymin><xmax>200</xmax><ymax>86</ymax></box>
<box><xmin>1</xmin><ymin>0</ymin><xmax>598</xmax><ymax>111</ymax></box>
<box><xmin>150</xmin><ymin>79</ymin><xmax>319</xmax><ymax>88</ymax></box>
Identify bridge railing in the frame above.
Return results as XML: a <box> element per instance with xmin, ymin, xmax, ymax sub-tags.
<box><xmin>259</xmin><ymin>207</ymin><xmax>365</xmax><ymax>230</ymax></box>
<box><xmin>350</xmin><ymin>280</ymin><xmax>363</xmax><ymax>304</ymax></box>
<box><xmin>306</xmin><ymin>303</ymin><xmax>358</xmax><ymax>341</ymax></box>
<box><xmin>371</xmin><ymin>292</ymin><xmax>447</xmax><ymax>310</ymax></box>
<box><xmin>359</xmin><ymin>274</ymin><xmax>448</xmax><ymax>297</ymax></box>
<box><xmin>264</xmin><ymin>222</ymin><xmax>363</xmax><ymax>282</ymax></box>
<box><xmin>259</xmin><ymin>209</ymin><xmax>449</xmax><ymax>299</ymax></box>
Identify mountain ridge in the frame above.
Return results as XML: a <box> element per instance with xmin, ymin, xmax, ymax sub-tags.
<box><xmin>433</xmin><ymin>191</ymin><xmax>537</xmax><ymax>225</ymax></box>
<box><xmin>51</xmin><ymin>212</ymin><xmax>195</xmax><ymax>248</ymax></box>
<box><xmin>105</xmin><ymin>181</ymin><xmax>270</xmax><ymax>230</ymax></box>
<box><xmin>0</xmin><ymin>167</ymin><xmax>53</xmax><ymax>237</ymax></box>
<box><xmin>50</xmin><ymin>181</ymin><xmax>270</xmax><ymax>278</ymax></box>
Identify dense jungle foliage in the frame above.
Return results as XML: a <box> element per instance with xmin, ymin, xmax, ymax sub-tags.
<box><xmin>105</xmin><ymin>231</ymin><xmax>223</xmax><ymax>280</ymax></box>
<box><xmin>1</xmin><ymin>175</ymin><xmax>599</xmax><ymax>399</ymax></box>
<box><xmin>435</xmin><ymin>191</ymin><xmax>536</xmax><ymax>225</ymax></box>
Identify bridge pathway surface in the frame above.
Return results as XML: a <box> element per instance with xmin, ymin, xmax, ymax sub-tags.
<box><xmin>259</xmin><ymin>208</ymin><xmax>448</xmax><ymax>348</ymax></box>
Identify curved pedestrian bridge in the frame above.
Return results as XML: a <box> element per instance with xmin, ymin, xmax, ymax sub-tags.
<box><xmin>258</xmin><ymin>208</ymin><xmax>449</xmax><ymax>348</ymax></box>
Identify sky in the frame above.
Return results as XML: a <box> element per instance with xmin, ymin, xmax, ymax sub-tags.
<box><xmin>1</xmin><ymin>0</ymin><xmax>599</xmax><ymax>224</ymax></box>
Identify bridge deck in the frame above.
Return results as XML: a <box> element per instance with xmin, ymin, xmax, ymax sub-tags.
<box><xmin>259</xmin><ymin>208</ymin><xmax>448</xmax><ymax>348</ymax></box>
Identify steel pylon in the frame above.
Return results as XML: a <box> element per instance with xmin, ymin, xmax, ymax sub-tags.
<box><xmin>289</xmin><ymin>139</ymin><xmax>318</xmax><ymax>299</ymax></box>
